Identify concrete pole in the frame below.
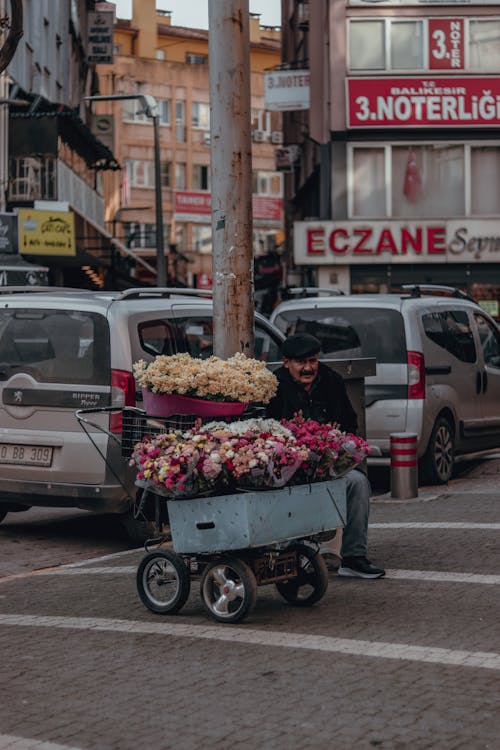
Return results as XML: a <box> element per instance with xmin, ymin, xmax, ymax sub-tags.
<box><xmin>208</xmin><ymin>0</ymin><xmax>254</xmax><ymax>359</ymax></box>
<box><xmin>0</xmin><ymin>0</ymin><xmax>8</xmax><ymax>213</ymax></box>
<box><xmin>152</xmin><ymin>111</ymin><xmax>166</xmax><ymax>287</ymax></box>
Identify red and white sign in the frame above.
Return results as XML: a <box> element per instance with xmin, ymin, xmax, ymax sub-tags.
<box><xmin>252</xmin><ymin>196</ymin><xmax>283</xmax><ymax>223</ymax></box>
<box><xmin>294</xmin><ymin>220</ymin><xmax>500</xmax><ymax>265</ymax></box>
<box><xmin>196</xmin><ymin>273</ymin><xmax>213</xmax><ymax>290</ymax></box>
<box><xmin>174</xmin><ymin>191</ymin><xmax>283</xmax><ymax>226</ymax></box>
<box><xmin>347</xmin><ymin>77</ymin><xmax>500</xmax><ymax>128</ymax></box>
<box><xmin>429</xmin><ymin>19</ymin><xmax>464</xmax><ymax>70</ymax></box>
<box><xmin>174</xmin><ymin>191</ymin><xmax>211</xmax><ymax>222</ymax></box>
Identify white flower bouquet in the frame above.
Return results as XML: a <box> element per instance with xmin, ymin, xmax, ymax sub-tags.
<box><xmin>134</xmin><ymin>352</ymin><xmax>278</xmax><ymax>405</ymax></box>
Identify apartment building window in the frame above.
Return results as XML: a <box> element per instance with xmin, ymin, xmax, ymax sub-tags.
<box><xmin>176</xmin><ymin>100</ymin><xmax>186</xmax><ymax>142</ymax></box>
<box><xmin>192</xmin><ymin>102</ymin><xmax>210</xmax><ymax>130</ymax></box>
<box><xmin>193</xmin><ymin>164</ymin><xmax>210</xmax><ymax>190</ymax></box>
<box><xmin>349</xmin><ymin>17</ymin><xmax>500</xmax><ymax>72</ymax></box>
<box><xmin>175</xmin><ymin>163</ymin><xmax>186</xmax><ymax>189</ymax></box>
<box><xmin>469</xmin><ymin>20</ymin><xmax>500</xmax><ymax>70</ymax></box>
<box><xmin>252</xmin><ymin>171</ymin><xmax>283</xmax><ymax>196</ymax></box>
<box><xmin>127</xmin><ymin>160</ymin><xmax>155</xmax><ymax>188</ymax></box>
<box><xmin>124</xmin><ymin>222</ymin><xmax>155</xmax><ymax>248</ymax></box>
<box><xmin>349</xmin><ymin>19</ymin><xmax>423</xmax><ymax>71</ymax></box>
<box><xmin>159</xmin><ymin>99</ymin><xmax>171</xmax><ymax>125</ymax></box>
<box><xmin>123</xmin><ymin>99</ymin><xmax>149</xmax><ymax>124</ymax></box>
<box><xmin>349</xmin><ymin>143</ymin><xmax>500</xmax><ymax>219</ymax></box>
<box><xmin>193</xmin><ymin>225</ymin><xmax>212</xmax><ymax>254</ymax></box>
<box><xmin>161</xmin><ymin>162</ymin><xmax>171</xmax><ymax>188</ymax></box>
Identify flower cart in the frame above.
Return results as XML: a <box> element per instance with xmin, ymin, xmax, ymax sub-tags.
<box><xmin>76</xmin><ymin>353</ymin><xmax>369</xmax><ymax>624</ymax></box>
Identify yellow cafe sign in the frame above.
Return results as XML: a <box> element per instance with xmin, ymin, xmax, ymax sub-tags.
<box><xmin>18</xmin><ymin>208</ymin><xmax>76</xmax><ymax>256</ymax></box>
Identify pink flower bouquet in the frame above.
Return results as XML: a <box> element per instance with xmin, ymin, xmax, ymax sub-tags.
<box><xmin>283</xmin><ymin>415</ymin><xmax>372</xmax><ymax>482</ymax></box>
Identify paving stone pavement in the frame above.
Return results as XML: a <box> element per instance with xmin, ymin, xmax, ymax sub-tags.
<box><xmin>0</xmin><ymin>459</ymin><xmax>499</xmax><ymax>750</ymax></box>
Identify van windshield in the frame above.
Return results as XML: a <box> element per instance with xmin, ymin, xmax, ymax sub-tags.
<box><xmin>0</xmin><ymin>308</ymin><xmax>110</xmax><ymax>384</ymax></box>
<box><xmin>273</xmin><ymin>308</ymin><xmax>406</xmax><ymax>364</ymax></box>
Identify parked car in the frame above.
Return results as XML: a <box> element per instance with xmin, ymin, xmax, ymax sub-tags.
<box><xmin>0</xmin><ymin>287</ymin><xmax>285</xmax><ymax>539</ymax></box>
<box><xmin>270</xmin><ymin>285</ymin><xmax>500</xmax><ymax>484</ymax></box>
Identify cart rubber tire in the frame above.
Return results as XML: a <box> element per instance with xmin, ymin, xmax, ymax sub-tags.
<box><xmin>137</xmin><ymin>549</ymin><xmax>190</xmax><ymax>614</ymax></box>
<box><xmin>420</xmin><ymin>416</ymin><xmax>455</xmax><ymax>485</ymax></box>
<box><xmin>275</xmin><ymin>544</ymin><xmax>328</xmax><ymax>607</ymax></box>
<box><xmin>200</xmin><ymin>557</ymin><xmax>257</xmax><ymax>624</ymax></box>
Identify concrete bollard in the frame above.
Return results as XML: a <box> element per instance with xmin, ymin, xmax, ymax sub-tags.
<box><xmin>390</xmin><ymin>432</ymin><xmax>418</xmax><ymax>499</ymax></box>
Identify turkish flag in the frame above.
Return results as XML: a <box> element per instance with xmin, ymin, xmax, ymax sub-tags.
<box><xmin>403</xmin><ymin>149</ymin><xmax>422</xmax><ymax>202</ymax></box>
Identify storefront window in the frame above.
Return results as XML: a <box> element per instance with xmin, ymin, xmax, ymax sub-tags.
<box><xmin>392</xmin><ymin>145</ymin><xmax>464</xmax><ymax>218</ymax></box>
<box><xmin>351</xmin><ymin>148</ymin><xmax>386</xmax><ymax>217</ymax></box>
<box><xmin>471</xmin><ymin>147</ymin><xmax>500</xmax><ymax>215</ymax></box>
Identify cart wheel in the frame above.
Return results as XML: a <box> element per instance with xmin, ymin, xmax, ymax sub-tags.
<box><xmin>137</xmin><ymin>550</ymin><xmax>190</xmax><ymax>614</ymax></box>
<box><xmin>200</xmin><ymin>557</ymin><xmax>257</xmax><ymax>624</ymax></box>
<box><xmin>275</xmin><ymin>544</ymin><xmax>328</xmax><ymax>607</ymax></box>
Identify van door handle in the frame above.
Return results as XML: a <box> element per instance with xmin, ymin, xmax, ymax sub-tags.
<box><xmin>483</xmin><ymin>370</ymin><xmax>488</xmax><ymax>393</ymax></box>
<box><xmin>476</xmin><ymin>371</ymin><xmax>482</xmax><ymax>394</ymax></box>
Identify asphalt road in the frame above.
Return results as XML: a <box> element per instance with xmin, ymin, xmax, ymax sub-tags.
<box><xmin>0</xmin><ymin>461</ymin><xmax>499</xmax><ymax>750</ymax></box>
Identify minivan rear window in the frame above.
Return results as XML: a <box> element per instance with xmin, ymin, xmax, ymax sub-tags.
<box><xmin>273</xmin><ymin>308</ymin><xmax>406</xmax><ymax>363</ymax></box>
<box><xmin>0</xmin><ymin>308</ymin><xmax>110</xmax><ymax>384</ymax></box>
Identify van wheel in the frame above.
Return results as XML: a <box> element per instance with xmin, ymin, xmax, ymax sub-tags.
<box><xmin>120</xmin><ymin>509</ymin><xmax>159</xmax><ymax>545</ymax></box>
<box><xmin>420</xmin><ymin>417</ymin><xmax>454</xmax><ymax>485</ymax></box>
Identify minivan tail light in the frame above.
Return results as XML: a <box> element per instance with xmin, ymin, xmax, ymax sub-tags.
<box><xmin>408</xmin><ymin>351</ymin><xmax>425</xmax><ymax>399</ymax></box>
<box><xmin>110</xmin><ymin>369</ymin><xmax>136</xmax><ymax>433</ymax></box>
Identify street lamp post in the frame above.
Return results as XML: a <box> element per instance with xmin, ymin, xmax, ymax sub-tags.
<box><xmin>85</xmin><ymin>93</ymin><xmax>167</xmax><ymax>287</ymax></box>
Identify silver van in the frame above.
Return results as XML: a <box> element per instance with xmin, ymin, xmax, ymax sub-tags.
<box><xmin>270</xmin><ymin>285</ymin><xmax>500</xmax><ymax>484</ymax></box>
<box><xmin>0</xmin><ymin>287</ymin><xmax>284</xmax><ymax>538</ymax></box>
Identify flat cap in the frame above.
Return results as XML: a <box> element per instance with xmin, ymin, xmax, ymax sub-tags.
<box><xmin>281</xmin><ymin>333</ymin><xmax>321</xmax><ymax>359</ymax></box>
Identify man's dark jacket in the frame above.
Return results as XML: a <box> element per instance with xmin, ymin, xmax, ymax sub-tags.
<box><xmin>266</xmin><ymin>362</ymin><xmax>358</xmax><ymax>433</ymax></box>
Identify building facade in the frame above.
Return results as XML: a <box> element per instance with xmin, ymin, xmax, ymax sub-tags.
<box><xmin>282</xmin><ymin>0</ymin><xmax>500</xmax><ymax>318</ymax></box>
<box><xmin>93</xmin><ymin>0</ymin><xmax>283</xmax><ymax>289</ymax></box>
<box><xmin>3</xmin><ymin>0</ymin><xmax>128</xmax><ymax>288</ymax></box>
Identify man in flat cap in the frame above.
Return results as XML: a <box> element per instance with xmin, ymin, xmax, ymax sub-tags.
<box><xmin>266</xmin><ymin>332</ymin><xmax>385</xmax><ymax>579</ymax></box>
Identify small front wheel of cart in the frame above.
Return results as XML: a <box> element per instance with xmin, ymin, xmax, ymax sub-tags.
<box><xmin>200</xmin><ymin>557</ymin><xmax>257</xmax><ymax>624</ymax></box>
<box><xmin>137</xmin><ymin>550</ymin><xmax>190</xmax><ymax>614</ymax></box>
<box><xmin>275</xmin><ymin>544</ymin><xmax>328</xmax><ymax>607</ymax></box>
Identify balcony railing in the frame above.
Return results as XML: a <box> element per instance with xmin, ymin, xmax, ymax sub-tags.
<box><xmin>8</xmin><ymin>157</ymin><xmax>105</xmax><ymax>232</ymax></box>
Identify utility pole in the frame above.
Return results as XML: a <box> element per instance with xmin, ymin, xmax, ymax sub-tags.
<box><xmin>208</xmin><ymin>0</ymin><xmax>254</xmax><ymax>359</ymax></box>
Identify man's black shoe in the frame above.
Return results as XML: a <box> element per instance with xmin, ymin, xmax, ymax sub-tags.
<box><xmin>338</xmin><ymin>556</ymin><xmax>385</xmax><ymax>579</ymax></box>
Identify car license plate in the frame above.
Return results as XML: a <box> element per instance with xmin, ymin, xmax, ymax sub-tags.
<box><xmin>0</xmin><ymin>444</ymin><xmax>53</xmax><ymax>467</ymax></box>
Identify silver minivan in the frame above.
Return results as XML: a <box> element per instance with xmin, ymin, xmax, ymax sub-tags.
<box><xmin>270</xmin><ymin>285</ymin><xmax>500</xmax><ymax>484</ymax></box>
<box><xmin>0</xmin><ymin>287</ymin><xmax>284</xmax><ymax>538</ymax></box>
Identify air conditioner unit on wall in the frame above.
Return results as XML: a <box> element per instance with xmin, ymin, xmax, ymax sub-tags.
<box><xmin>271</xmin><ymin>131</ymin><xmax>283</xmax><ymax>144</ymax></box>
<box><xmin>253</xmin><ymin>130</ymin><xmax>266</xmax><ymax>143</ymax></box>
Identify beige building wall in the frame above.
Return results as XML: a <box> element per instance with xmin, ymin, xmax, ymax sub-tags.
<box><xmin>95</xmin><ymin>3</ymin><xmax>282</xmax><ymax>286</ymax></box>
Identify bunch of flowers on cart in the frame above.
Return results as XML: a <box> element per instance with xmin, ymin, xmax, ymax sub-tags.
<box><xmin>129</xmin><ymin>415</ymin><xmax>371</xmax><ymax>499</ymax></box>
<box><xmin>133</xmin><ymin>352</ymin><xmax>277</xmax><ymax>404</ymax></box>
<box><xmin>283</xmin><ymin>414</ymin><xmax>372</xmax><ymax>483</ymax></box>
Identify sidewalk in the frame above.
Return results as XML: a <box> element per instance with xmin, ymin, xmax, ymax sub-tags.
<box><xmin>373</xmin><ymin>453</ymin><xmax>500</xmax><ymax>502</ymax></box>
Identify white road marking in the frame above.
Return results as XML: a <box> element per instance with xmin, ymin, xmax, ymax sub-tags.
<box><xmin>0</xmin><ymin>734</ymin><xmax>82</xmax><ymax>750</ymax></box>
<box><xmin>0</xmin><ymin>613</ymin><xmax>498</xmax><ymax>671</ymax></box>
<box><xmin>41</xmin><ymin>566</ymin><xmax>500</xmax><ymax>585</ymax></box>
<box><xmin>371</xmin><ymin>522</ymin><xmax>500</xmax><ymax>529</ymax></box>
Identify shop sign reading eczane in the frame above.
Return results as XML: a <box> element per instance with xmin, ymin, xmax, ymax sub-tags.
<box><xmin>294</xmin><ymin>220</ymin><xmax>500</xmax><ymax>265</ymax></box>
<box><xmin>347</xmin><ymin>77</ymin><xmax>500</xmax><ymax>128</ymax></box>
